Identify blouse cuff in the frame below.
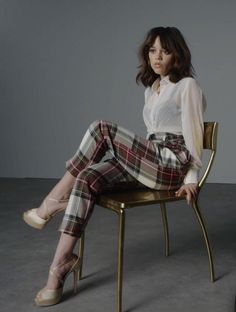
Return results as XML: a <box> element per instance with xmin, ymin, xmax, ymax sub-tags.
<box><xmin>183</xmin><ymin>167</ymin><xmax>199</xmax><ymax>184</ymax></box>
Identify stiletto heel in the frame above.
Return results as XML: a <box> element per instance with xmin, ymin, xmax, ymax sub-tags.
<box><xmin>35</xmin><ymin>254</ymin><xmax>81</xmax><ymax>307</ymax></box>
<box><xmin>23</xmin><ymin>195</ymin><xmax>70</xmax><ymax>230</ymax></box>
<box><xmin>73</xmin><ymin>266</ymin><xmax>79</xmax><ymax>294</ymax></box>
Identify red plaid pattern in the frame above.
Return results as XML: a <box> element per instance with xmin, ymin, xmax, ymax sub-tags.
<box><xmin>59</xmin><ymin>120</ymin><xmax>192</xmax><ymax>237</ymax></box>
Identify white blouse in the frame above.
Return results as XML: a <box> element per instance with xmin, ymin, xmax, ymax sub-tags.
<box><xmin>143</xmin><ymin>75</ymin><xmax>207</xmax><ymax>184</ymax></box>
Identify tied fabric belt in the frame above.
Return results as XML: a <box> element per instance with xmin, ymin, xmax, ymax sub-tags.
<box><xmin>148</xmin><ymin>132</ymin><xmax>168</xmax><ymax>142</ymax></box>
<box><xmin>148</xmin><ymin>132</ymin><xmax>193</xmax><ymax>166</ymax></box>
<box><xmin>148</xmin><ymin>132</ymin><xmax>184</xmax><ymax>143</ymax></box>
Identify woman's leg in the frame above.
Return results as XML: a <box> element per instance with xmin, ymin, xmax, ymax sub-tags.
<box><xmin>36</xmin><ymin>119</ymin><xmax>143</xmax><ymax>220</ymax></box>
<box><xmin>37</xmin><ymin>119</ymin><xmax>189</xmax><ymax>220</ymax></box>
<box><xmin>45</xmin><ymin>233</ymin><xmax>78</xmax><ymax>289</ymax></box>
<box><xmin>36</xmin><ymin>119</ymin><xmax>155</xmax><ymax>220</ymax></box>
<box><xmin>41</xmin><ymin>157</ymin><xmax>139</xmax><ymax>290</ymax></box>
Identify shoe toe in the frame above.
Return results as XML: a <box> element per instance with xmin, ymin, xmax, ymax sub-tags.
<box><xmin>23</xmin><ymin>208</ymin><xmax>47</xmax><ymax>229</ymax></box>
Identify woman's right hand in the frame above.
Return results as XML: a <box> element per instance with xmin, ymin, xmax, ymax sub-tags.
<box><xmin>175</xmin><ymin>183</ymin><xmax>198</xmax><ymax>205</ymax></box>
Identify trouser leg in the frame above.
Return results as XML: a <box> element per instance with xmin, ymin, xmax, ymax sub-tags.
<box><xmin>59</xmin><ymin>157</ymin><xmax>137</xmax><ymax>237</ymax></box>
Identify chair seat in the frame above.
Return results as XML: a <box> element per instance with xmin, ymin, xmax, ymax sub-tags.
<box><xmin>97</xmin><ymin>186</ymin><xmax>185</xmax><ymax>210</ymax></box>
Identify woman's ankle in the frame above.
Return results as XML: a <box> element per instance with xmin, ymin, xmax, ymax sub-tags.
<box><xmin>51</xmin><ymin>253</ymin><xmax>72</xmax><ymax>268</ymax></box>
<box><xmin>46</xmin><ymin>190</ymin><xmax>71</xmax><ymax>201</ymax></box>
<box><xmin>36</xmin><ymin>195</ymin><xmax>69</xmax><ymax>220</ymax></box>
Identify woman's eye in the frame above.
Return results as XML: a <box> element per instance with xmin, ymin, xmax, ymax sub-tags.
<box><xmin>149</xmin><ymin>48</ymin><xmax>155</xmax><ymax>53</ymax></box>
<box><xmin>148</xmin><ymin>48</ymin><xmax>169</xmax><ymax>54</ymax></box>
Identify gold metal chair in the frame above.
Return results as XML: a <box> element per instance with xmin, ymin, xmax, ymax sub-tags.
<box><xmin>77</xmin><ymin>121</ymin><xmax>218</xmax><ymax>312</ymax></box>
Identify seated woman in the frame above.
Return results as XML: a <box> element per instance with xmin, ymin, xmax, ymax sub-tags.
<box><xmin>23</xmin><ymin>26</ymin><xmax>206</xmax><ymax>306</ymax></box>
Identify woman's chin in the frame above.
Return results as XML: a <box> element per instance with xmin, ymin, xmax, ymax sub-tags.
<box><xmin>152</xmin><ymin>68</ymin><xmax>163</xmax><ymax>75</ymax></box>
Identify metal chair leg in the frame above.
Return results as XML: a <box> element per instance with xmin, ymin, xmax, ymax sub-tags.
<box><xmin>117</xmin><ymin>209</ymin><xmax>125</xmax><ymax>312</ymax></box>
<box><xmin>78</xmin><ymin>231</ymin><xmax>85</xmax><ymax>280</ymax></box>
<box><xmin>191</xmin><ymin>200</ymin><xmax>215</xmax><ymax>282</ymax></box>
<box><xmin>160</xmin><ymin>203</ymin><xmax>170</xmax><ymax>257</ymax></box>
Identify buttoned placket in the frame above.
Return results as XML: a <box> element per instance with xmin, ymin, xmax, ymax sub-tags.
<box><xmin>148</xmin><ymin>77</ymin><xmax>170</xmax><ymax>133</ymax></box>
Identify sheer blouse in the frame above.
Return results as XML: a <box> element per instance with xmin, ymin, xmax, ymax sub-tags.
<box><xmin>143</xmin><ymin>75</ymin><xmax>207</xmax><ymax>184</ymax></box>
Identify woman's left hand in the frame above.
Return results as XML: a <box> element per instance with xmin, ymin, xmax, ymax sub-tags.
<box><xmin>175</xmin><ymin>183</ymin><xmax>198</xmax><ymax>205</ymax></box>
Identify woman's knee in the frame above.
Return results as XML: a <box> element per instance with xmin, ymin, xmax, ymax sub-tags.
<box><xmin>89</xmin><ymin>120</ymin><xmax>101</xmax><ymax>130</ymax></box>
<box><xmin>88</xmin><ymin>119</ymin><xmax>115</xmax><ymax>132</ymax></box>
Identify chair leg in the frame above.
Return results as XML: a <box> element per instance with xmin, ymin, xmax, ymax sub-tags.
<box><xmin>160</xmin><ymin>203</ymin><xmax>170</xmax><ymax>257</ymax></box>
<box><xmin>78</xmin><ymin>231</ymin><xmax>85</xmax><ymax>280</ymax></box>
<box><xmin>117</xmin><ymin>209</ymin><xmax>125</xmax><ymax>312</ymax></box>
<box><xmin>191</xmin><ymin>200</ymin><xmax>215</xmax><ymax>282</ymax></box>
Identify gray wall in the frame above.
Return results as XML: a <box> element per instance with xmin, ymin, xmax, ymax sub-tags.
<box><xmin>0</xmin><ymin>0</ymin><xmax>235</xmax><ymax>183</ymax></box>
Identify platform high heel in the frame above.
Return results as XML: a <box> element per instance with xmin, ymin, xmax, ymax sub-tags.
<box><xmin>23</xmin><ymin>195</ymin><xmax>69</xmax><ymax>230</ymax></box>
<box><xmin>35</xmin><ymin>254</ymin><xmax>80</xmax><ymax>307</ymax></box>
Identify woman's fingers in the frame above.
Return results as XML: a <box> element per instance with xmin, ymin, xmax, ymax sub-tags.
<box><xmin>175</xmin><ymin>189</ymin><xmax>182</xmax><ymax>197</ymax></box>
<box><xmin>175</xmin><ymin>187</ymin><xmax>185</xmax><ymax>197</ymax></box>
<box><xmin>186</xmin><ymin>189</ymin><xmax>192</xmax><ymax>205</ymax></box>
<box><xmin>175</xmin><ymin>184</ymin><xmax>198</xmax><ymax>205</ymax></box>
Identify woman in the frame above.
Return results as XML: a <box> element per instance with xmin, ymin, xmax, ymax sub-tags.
<box><xmin>23</xmin><ymin>26</ymin><xmax>206</xmax><ymax>306</ymax></box>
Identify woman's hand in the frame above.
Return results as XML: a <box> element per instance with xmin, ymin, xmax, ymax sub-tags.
<box><xmin>175</xmin><ymin>183</ymin><xmax>198</xmax><ymax>205</ymax></box>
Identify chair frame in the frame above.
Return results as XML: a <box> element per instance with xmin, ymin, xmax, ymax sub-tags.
<box><xmin>77</xmin><ymin>121</ymin><xmax>218</xmax><ymax>312</ymax></box>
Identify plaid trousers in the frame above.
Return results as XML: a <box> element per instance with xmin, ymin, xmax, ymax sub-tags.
<box><xmin>58</xmin><ymin>120</ymin><xmax>192</xmax><ymax>237</ymax></box>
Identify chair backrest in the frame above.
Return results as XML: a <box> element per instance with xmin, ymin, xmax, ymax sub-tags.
<box><xmin>198</xmin><ymin>122</ymin><xmax>218</xmax><ymax>189</ymax></box>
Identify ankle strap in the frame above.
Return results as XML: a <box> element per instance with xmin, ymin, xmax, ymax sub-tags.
<box><xmin>49</xmin><ymin>268</ymin><xmax>64</xmax><ymax>285</ymax></box>
<box><xmin>49</xmin><ymin>254</ymin><xmax>78</xmax><ymax>284</ymax></box>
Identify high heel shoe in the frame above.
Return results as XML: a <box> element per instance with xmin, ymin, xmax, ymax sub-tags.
<box><xmin>22</xmin><ymin>196</ymin><xmax>69</xmax><ymax>230</ymax></box>
<box><xmin>35</xmin><ymin>254</ymin><xmax>81</xmax><ymax>307</ymax></box>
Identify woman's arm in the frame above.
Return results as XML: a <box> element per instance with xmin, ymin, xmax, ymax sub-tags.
<box><xmin>176</xmin><ymin>78</ymin><xmax>206</xmax><ymax>204</ymax></box>
<box><xmin>180</xmin><ymin>78</ymin><xmax>206</xmax><ymax>184</ymax></box>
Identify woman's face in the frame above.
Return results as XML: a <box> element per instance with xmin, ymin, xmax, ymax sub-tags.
<box><xmin>148</xmin><ymin>36</ymin><xmax>174</xmax><ymax>78</ymax></box>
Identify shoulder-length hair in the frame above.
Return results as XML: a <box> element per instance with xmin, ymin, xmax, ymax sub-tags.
<box><xmin>136</xmin><ymin>27</ymin><xmax>195</xmax><ymax>87</ymax></box>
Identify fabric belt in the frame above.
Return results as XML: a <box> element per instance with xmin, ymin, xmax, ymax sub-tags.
<box><xmin>148</xmin><ymin>133</ymin><xmax>167</xmax><ymax>141</ymax></box>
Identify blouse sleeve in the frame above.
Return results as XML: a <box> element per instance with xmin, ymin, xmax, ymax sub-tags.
<box><xmin>180</xmin><ymin>78</ymin><xmax>207</xmax><ymax>184</ymax></box>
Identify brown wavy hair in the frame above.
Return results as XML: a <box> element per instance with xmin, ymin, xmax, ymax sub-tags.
<box><xmin>136</xmin><ymin>27</ymin><xmax>195</xmax><ymax>87</ymax></box>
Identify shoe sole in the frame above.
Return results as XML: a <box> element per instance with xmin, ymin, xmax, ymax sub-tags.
<box><xmin>35</xmin><ymin>294</ymin><xmax>61</xmax><ymax>306</ymax></box>
<box><xmin>22</xmin><ymin>212</ymin><xmax>46</xmax><ymax>230</ymax></box>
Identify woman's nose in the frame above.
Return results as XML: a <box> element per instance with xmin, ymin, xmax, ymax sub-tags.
<box><xmin>155</xmin><ymin>50</ymin><xmax>162</xmax><ymax>59</ymax></box>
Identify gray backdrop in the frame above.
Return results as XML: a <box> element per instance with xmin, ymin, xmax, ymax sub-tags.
<box><xmin>0</xmin><ymin>0</ymin><xmax>235</xmax><ymax>183</ymax></box>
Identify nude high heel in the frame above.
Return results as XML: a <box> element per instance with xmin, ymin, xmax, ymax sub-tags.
<box><xmin>23</xmin><ymin>195</ymin><xmax>70</xmax><ymax>230</ymax></box>
<box><xmin>35</xmin><ymin>254</ymin><xmax>81</xmax><ymax>307</ymax></box>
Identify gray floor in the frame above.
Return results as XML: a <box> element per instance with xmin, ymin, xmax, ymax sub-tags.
<box><xmin>0</xmin><ymin>178</ymin><xmax>236</xmax><ymax>312</ymax></box>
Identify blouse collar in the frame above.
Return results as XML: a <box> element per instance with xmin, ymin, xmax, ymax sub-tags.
<box><xmin>151</xmin><ymin>75</ymin><xmax>173</xmax><ymax>92</ymax></box>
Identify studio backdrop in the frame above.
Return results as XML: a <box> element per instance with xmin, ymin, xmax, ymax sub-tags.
<box><xmin>0</xmin><ymin>0</ymin><xmax>235</xmax><ymax>183</ymax></box>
